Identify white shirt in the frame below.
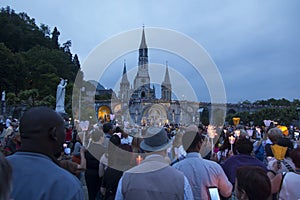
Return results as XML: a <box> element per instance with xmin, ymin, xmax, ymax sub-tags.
<box><xmin>279</xmin><ymin>172</ymin><xmax>300</xmax><ymax>200</ymax></box>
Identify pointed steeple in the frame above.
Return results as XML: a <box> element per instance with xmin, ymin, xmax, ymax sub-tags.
<box><xmin>139</xmin><ymin>25</ymin><xmax>147</xmax><ymax>49</ymax></box>
<box><xmin>163</xmin><ymin>61</ymin><xmax>171</xmax><ymax>85</ymax></box>
<box><xmin>122</xmin><ymin>59</ymin><xmax>127</xmax><ymax>75</ymax></box>
<box><xmin>119</xmin><ymin>60</ymin><xmax>130</xmax><ymax>101</ymax></box>
<box><xmin>121</xmin><ymin>60</ymin><xmax>129</xmax><ymax>83</ymax></box>
<box><xmin>161</xmin><ymin>61</ymin><xmax>172</xmax><ymax>101</ymax></box>
<box><xmin>134</xmin><ymin>26</ymin><xmax>150</xmax><ymax>90</ymax></box>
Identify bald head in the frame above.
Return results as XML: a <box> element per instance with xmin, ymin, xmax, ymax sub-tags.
<box><xmin>19</xmin><ymin>107</ymin><xmax>66</xmax><ymax>157</ymax></box>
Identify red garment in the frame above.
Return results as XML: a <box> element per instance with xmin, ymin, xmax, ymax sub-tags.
<box><xmin>65</xmin><ymin>128</ymin><xmax>72</xmax><ymax>142</ymax></box>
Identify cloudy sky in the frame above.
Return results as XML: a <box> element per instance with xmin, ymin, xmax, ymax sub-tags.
<box><xmin>1</xmin><ymin>0</ymin><xmax>300</xmax><ymax>103</ymax></box>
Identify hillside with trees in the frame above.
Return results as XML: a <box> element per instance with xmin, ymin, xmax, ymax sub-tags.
<box><xmin>0</xmin><ymin>6</ymin><xmax>82</xmax><ymax>117</ymax></box>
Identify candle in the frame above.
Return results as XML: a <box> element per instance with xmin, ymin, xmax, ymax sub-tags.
<box><xmin>211</xmin><ymin>138</ymin><xmax>214</xmax><ymax>154</ymax></box>
<box><xmin>207</xmin><ymin>125</ymin><xmax>216</xmax><ymax>139</ymax></box>
<box><xmin>136</xmin><ymin>155</ymin><xmax>143</xmax><ymax>165</ymax></box>
<box><xmin>87</xmin><ymin>138</ymin><xmax>92</xmax><ymax>149</ymax></box>
<box><xmin>82</xmin><ymin>131</ymin><xmax>86</xmax><ymax>147</ymax></box>
<box><xmin>207</xmin><ymin>125</ymin><xmax>217</xmax><ymax>154</ymax></box>
<box><xmin>234</xmin><ymin>130</ymin><xmax>240</xmax><ymax>138</ymax></box>
<box><xmin>229</xmin><ymin>135</ymin><xmax>235</xmax><ymax>152</ymax></box>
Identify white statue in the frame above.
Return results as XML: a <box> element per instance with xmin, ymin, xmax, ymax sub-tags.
<box><xmin>1</xmin><ymin>91</ymin><xmax>5</xmax><ymax>101</ymax></box>
<box><xmin>55</xmin><ymin>79</ymin><xmax>67</xmax><ymax>113</ymax></box>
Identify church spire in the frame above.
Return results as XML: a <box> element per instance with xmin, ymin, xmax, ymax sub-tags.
<box><xmin>163</xmin><ymin>61</ymin><xmax>171</xmax><ymax>85</ymax></box>
<box><xmin>121</xmin><ymin>60</ymin><xmax>129</xmax><ymax>84</ymax></box>
<box><xmin>119</xmin><ymin>60</ymin><xmax>130</xmax><ymax>101</ymax></box>
<box><xmin>134</xmin><ymin>26</ymin><xmax>150</xmax><ymax>90</ymax></box>
<box><xmin>161</xmin><ymin>61</ymin><xmax>172</xmax><ymax>101</ymax></box>
<box><xmin>123</xmin><ymin>59</ymin><xmax>127</xmax><ymax>75</ymax></box>
<box><xmin>139</xmin><ymin>25</ymin><xmax>147</xmax><ymax>49</ymax></box>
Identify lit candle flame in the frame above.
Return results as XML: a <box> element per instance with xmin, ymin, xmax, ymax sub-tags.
<box><xmin>136</xmin><ymin>155</ymin><xmax>143</xmax><ymax>165</ymax></box>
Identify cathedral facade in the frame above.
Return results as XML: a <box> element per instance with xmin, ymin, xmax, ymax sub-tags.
<box><xmin>95</xmin><ymin>28</ymin><xmax>202</xmax><ymax>126</ymax></box>
<box><xmin>117</xmin><ymin>27</ymin><xmax>178</xmax><ymax>125</ymax></box>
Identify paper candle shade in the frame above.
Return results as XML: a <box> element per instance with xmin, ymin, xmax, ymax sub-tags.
<box><xmin>263</xmin><ymin>120</ymin><xmax>272</xmax><ymax>127</ymax></box>
<box><xmin>79</xmin><ymin>120</ymin><xmax>89</xmax><ymax>131</ymax></box>
<box><xmin>232</xmin><ymin>117</ymin><xmax>240</xmax><ymax>125</ymax></box>
<box><xmin>271</xmin><ymin>144</ymin><xmax>287</xmax><ymax>161</ymax></box>
<box><xmin>277</xmin><ymin>125</ymin><xmax>288</xmax><ymax>136</ymax></box>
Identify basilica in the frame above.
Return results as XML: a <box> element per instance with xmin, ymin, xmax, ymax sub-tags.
<box><xmin>95</xmin><ymin>28</ymin><xmax>201</xmax><ymax>125</ymax></box>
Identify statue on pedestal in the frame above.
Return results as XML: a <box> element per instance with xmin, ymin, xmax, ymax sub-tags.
<box><xmin>55</xmin><ymin>79</ymin><xmax>67</xmax><ymax>114</ymax></box>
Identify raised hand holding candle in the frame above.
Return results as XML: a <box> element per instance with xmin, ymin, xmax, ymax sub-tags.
<box><xmin>207</xmin><ymin>125</ymin><xmax>217</xmax><ymax>153</ymax></box>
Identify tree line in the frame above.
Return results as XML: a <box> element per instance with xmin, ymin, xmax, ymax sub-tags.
<box><xmin>0</xmin><ymin>6</ymin><xmax>83</xmax><ymax>117</ymax></box>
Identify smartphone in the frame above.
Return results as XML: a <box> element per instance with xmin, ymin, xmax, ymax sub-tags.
<box><xmin>207</xmin><ymin>186</ymin><xmax>220</xmax><ymax>200</ymax></box>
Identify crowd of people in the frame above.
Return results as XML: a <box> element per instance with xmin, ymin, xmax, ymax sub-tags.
<box><xmin>1</xmin><ymin>106</ymin><xmax>300</xmax><ymax>200</ymax></box>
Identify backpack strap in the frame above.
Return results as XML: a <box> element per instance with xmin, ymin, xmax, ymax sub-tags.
<box><xmin>282</xmin><ymin>160</ymin><xmax>295</xmax><ymax>172</ymax></box>
<box><xmin>254</xmin><ymin>142</ymin><xmax>262</xmax><ymax>154</ymax></box>
<box><xmin>278</xmin><ymin>172</ymin><xmax>287</xmax><ymax>195</ymax></box>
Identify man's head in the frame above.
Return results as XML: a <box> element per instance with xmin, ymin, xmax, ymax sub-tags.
<box><xmin>182</xmin><ymin>131</ymin><xmax>204</xmax><ymax>152</ymax></box>
<box><xmin>235</xmin><ymin>138</ymin><xmax>253</xmax><ymax>155</ymax></box>
<box><xmin>267</xmin><ymin>127</ymin><xmax>283</xmax><ymax>144</ymax></box>
<box><xmin>103</xmin><ymin>122</ymin><xmax>113</xmax><ymax>135</ymax></box>
<box><xmin>19</xmin><ymin>107</ymin><xmax>66</xmax><ymax>158</ymax></box>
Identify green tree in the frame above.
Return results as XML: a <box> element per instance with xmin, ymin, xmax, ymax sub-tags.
<box><xmin>51</xmin><ymin>27</ymin><xmax>60</xmax><ymax>49</ymax></box>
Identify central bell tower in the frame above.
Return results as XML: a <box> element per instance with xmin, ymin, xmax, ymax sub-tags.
<box><xmin>134</xmin><ymin>26</ymin><xmax>150</xmax><ymax>90</ymax></box>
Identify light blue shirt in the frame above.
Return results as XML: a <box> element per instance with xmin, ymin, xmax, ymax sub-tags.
<box><xmin>173</xmin><ymin>152</ymin><xmax>232</xmax><ymax>200</ymax></box>
<box><xmin>7</xmin><ymin>152</ymin><xmax>84</xmax><ymax>200</ymax></box>
<box><xmin>115</xmin><ymin>175</ymin><xmax>194</xmax><ymax>200</ymax></box>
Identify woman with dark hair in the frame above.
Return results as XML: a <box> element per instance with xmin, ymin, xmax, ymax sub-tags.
<box><xmin>235</xmin><ymin>166</ymin><xmax>271</xmax><ymax>200</ymax></box>
<box><xmin>216</xmin><ymin>132</ymin><xmax>234</xmax><ymax>164</ymax></box>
